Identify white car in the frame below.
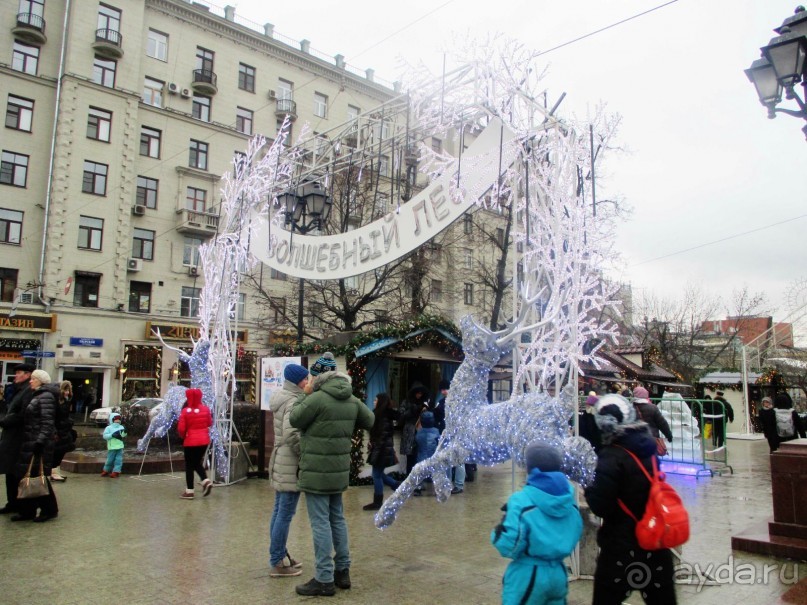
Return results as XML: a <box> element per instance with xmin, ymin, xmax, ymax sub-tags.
<box><xmin>125</xmin><ymin>398</ymin><xmax>164</xmax><ymax>421</ymax></box>
<box><xmin>89</xmin><ymin>406</ymin><xmax>121</xmax><ymax>426</ymax></box>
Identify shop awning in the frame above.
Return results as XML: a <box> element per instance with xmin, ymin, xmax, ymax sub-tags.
<box><xmin>355</xmin><ymin>327</ymin><xmax>461</xmax><ymax>358</ymax></box>
<box><xmin>646</xmin><ymin>380</ymin><xmax>692</xmax><ymax>389</ymax></box>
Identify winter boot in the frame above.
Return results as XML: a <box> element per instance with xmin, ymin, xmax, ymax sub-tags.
<box><xmin>362</xmin><ymin>493</ymin><xmax>383</xmax><ymax>511</ymax></box>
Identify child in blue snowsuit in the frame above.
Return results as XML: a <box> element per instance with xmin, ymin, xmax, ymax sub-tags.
<box><xmin>101</xmin><ymin>413</ymin><xmax>126</xmax><ymax>477</ymax></box>
<box><xmin>491</xmin><ymin>442</ymin><xmax>582</xmax><ymax>605</ymax></box>
<box><xmin>413</xmin><ymin>411</ymin><xmax>440</xmax><ymax>496</ymax></box>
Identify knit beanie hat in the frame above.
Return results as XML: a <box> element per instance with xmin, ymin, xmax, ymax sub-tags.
<box><xmin>283</xmin><ymin>363</ymin><xmax>309</xmax><ymax>385</ymax></box>
<box><xmin>31</xmin><ymin>369</ymin><xmax>51</xmax><ymax>384</ymax></box>
<box><xmin>585</xmin><ymin>394</ymin><xmax>599</xmax><ymax>406</ymax></box>
<box><xmin>185</xmin><ymin>388</ymin><xmax>203</xmax><ymax>408</ymax></box>
<box><xmin>524</xmin><ymin>442</ymin><xmax>563</xmax><ymax>472</ymax></box>
<box><xmin>594</xmin><ymin>393</ymin><xmax>636</xmax><ymax>436</ymax></box>
<box><xmin>632</xmin><ymin>386</ymin><xmax>650</xmax><ymax>400</ymax></box>
<box><xmin>420</xmin><ymin>411</ymin><xmax>435</xmax><ymax>428</ymax></box>
<box><xmin>310</xmin><ymin>352</ymin><xmax>336</xmax><ymax>376</ymax></box>
<box><xmin>438</xmin><ymin>379</ymin><xmax>451</xmax><ymax>391</ymax></box>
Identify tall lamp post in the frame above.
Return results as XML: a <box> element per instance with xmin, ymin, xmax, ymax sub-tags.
<box><xmin>745</xmin><ymin>6</ymin><xmax>807</xmax><ymax>139</ymax></box>
<box><xmin>277</xmin><ymin>181</ymin><xmax>332</xmax><ymax>343</ymax></box>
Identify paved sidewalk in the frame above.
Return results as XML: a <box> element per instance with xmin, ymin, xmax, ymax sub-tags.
<box><xmin>0</xmin><ymin>439</ymin><xmax>804</xmax><ymax>604</ymax></box>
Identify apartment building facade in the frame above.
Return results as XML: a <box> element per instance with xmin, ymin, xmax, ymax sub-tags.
<box><xmin>2</xmin><ymin>0</ymin><xmax>515</xmax><ymax>407</ymax></box>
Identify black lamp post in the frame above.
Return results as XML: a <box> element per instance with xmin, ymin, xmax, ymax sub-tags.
<box><xmin>276</xmin><ymin>181</ymin><xmax>332</xmax><ymax>343</ymax></box>
<box><xmin>745</xmin><ymin>6</ymin><xmax>807</xmax><ymax>139</ymax></box>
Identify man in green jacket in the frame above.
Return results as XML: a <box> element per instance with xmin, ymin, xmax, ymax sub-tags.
<box><xmin>289</xmin><ymin>352</ymin><xmax>374</xmax><ymax>597</ymax></box>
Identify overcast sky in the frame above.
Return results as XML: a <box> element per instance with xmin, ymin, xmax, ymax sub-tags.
<box><xmin>230</xmin><ymin>0</ymin><xmax>807</xmax><ymax>324</ymax></box>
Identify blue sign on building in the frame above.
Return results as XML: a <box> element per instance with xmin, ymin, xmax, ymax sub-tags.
<box><xmin>69</xmin><ymin>337</ymin><xmax>103</xmax><ymax>347</ymax></box>
<box><xmin>22</xmin><ymin>350</ymin><xmax>55</xmax><ymax>358</ymax></box>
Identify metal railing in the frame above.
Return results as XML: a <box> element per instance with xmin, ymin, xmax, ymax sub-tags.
<box><xmin>192</xmin><ymin>69</ymin><xmax>217</xmax><ymax>88</ymax></box>
<box><xmin>95</xmin><ymin>28</ymin><xmax>122</xmax><ymax>46</ymax></box>
<box><xmin>16</xmin><ymin>12</ymin><xmax>45</xmax><ymax>32</ymax></box>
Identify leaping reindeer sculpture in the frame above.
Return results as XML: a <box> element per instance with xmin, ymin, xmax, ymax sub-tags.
<box><xmin>374</xmin><ymin>292</ymin><xmax>598</xmax><ymax>529</ymax></box>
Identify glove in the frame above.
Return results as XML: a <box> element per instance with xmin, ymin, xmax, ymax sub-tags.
<box><xmin>32</xmin><ymin>442</ymin><xmax>44</xmax><ymax>455</ymax></box>
<box><xmin>113</xmin><ymin>430</ymin><xmax>125</xmax><ymax>440</ymax></box>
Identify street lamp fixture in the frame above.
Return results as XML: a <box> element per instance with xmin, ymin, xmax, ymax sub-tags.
<box><xmin>745</xmin><ymin>6</ymin><xmax>807</xmax><ymax>139</ymax></box>
<box><xmin>277</xmin><ymin>180</ymin><xmax>332</xmax><ymax>343</ymax></box>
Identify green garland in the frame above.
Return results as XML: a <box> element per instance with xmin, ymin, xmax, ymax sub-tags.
<box><xmin>271</xmin><ymin>314</ymin><xmax>462</xmax><ymax>485</ymax></box>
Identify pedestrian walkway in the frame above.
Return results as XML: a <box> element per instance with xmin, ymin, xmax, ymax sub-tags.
<box><xmin>0</xmin><ymin>440</ymin><xmax>804</xmax><ymax>604</ymax></box>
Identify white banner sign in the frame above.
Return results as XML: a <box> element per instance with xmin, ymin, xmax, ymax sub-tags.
<box><xmin>260</xmin><ymin>356</ymin><xmax>302</xmax><ymax>411</ymax></box>
<box><xmin>248</xmin><ymin>118</ymin><xmax>518</xmax><ymax>280</ymax></box>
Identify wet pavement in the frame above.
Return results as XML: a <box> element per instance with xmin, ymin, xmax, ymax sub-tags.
<box><xmin>1</xmin><ymin>438</ymin><xmax>805</xmax><ymax>605</ymax></box>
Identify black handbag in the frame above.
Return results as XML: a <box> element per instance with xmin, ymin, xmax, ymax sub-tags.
<box><xmin>18</xmin><ymin>456</ymin><xmax>49</xmax><ymax>499</ymax></box>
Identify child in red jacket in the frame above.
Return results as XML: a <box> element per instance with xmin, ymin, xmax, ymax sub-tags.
<box><xmin>177</xmin><ymin>388</ymin><xmax>213</xmax><ymax>499</ymax></box>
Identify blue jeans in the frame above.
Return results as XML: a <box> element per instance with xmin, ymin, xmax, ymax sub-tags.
<box><xmin>104</xmin><ymin>449</ymin><xmax>123</xmax><ymax>472</ymax></box>
<box><xmin>371</xmin><ymin>466</ymin><xmax>399</xmax><ymax>494</ymax></box>
<box><xmin>451</xmin><ymin>464</ymin><xmax>466</xmax><ymax>489</ymax></box>
<box><xmin>269</xmin><ymin>491</ymin><xmax>301</xmax><ymax>567</ymax></box>
<box><xmin>305</xmin><ymin>493</ymin><xmax>350</xmax><ymax>583</ymax></box>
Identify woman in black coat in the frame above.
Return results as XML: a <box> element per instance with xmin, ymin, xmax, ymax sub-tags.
<box><xmin>363</xmin><ymin>393</ymin><xmax>400</xmax><ymax>511</ymax></box>
<box><xmin>14</xmin><ymin>369</ymin><xmax>60</xmax><ymax>522</ymax></box>
<box><xmin>50</xmin><ymin>380</ymin><xmax>76</xmax><ymax>482</ymax></box>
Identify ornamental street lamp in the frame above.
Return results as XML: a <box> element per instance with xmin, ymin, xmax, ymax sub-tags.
<box><xmin>745</xmin><ymin>6</ymin><xmax>807</xmax><ymax>139</ymax></box>
<box><xmin>276</xmin><ymin>181</ymin><xmax>332</xmax><ymax>343</ymax></box>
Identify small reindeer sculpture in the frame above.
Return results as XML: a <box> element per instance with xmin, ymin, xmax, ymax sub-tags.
<box><xmin>374</xmin><ymin>294</ymin><xmax>597</xmax><ymax>529</ymax></box>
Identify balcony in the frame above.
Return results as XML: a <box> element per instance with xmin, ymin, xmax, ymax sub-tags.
<box><xmin>92</xmin><ymin>28</ymin><xmax>123</xmax><ymax>58</ymax></box>
<box><xmin>275</xmin><ymin>98</ymin><xmax>297</xmax><ymax>121</ymax></box>
<box><xmin>176</xmin><ymin>208</ymin><xmax>219</xmax><ymax>236</ymax></box>
<box><xmin>191</xmin><ymin>69</ymin><xmax>218</xmax><ymax>95</ymax></box>
<box><xmin>12</xmin><ymin>12</ymin><xmax>46</xmax><ymax>45</ymax></box>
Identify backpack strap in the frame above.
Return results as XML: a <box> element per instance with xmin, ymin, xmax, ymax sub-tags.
<box><xmin>615</xmin><ymin>445</ymin><xmax>658</xmax><ymax>522</ymax></box>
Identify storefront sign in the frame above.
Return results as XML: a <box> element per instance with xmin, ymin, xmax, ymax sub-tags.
<box><xmin>70</xmin><ymin>337</ymin><xmax>103</xmax><ymax>347</ymax></box>
<box><xmin>247</xmin><ymin>118</ymin><xmax>518</xmax><ymax>280</ymax></box>
<box><xmin>146</xmin><ymin>322</ymin><xmax>247</xmax><ymax>343</ymax></box>
<box><xmin>0</xmin><ymin>312</ymin><xmax>56</xmax><ymax>333</ymax></box>
<box><xmin>22</xmin><ymin>350</ymin><xmax>55</xmax><ymax>358</ymax></box>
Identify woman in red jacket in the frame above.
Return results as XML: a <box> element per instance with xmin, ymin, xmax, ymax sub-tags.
<box><xmin>177</xmin><ymin>388</ymin><xmax>213</xmax><ymax>499</ymax></box>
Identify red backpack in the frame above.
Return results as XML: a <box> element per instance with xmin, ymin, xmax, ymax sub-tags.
<box><xmin>616</xmin><ymin>446</ymin><xmax>690</xmax><ymax>550</ymax></box>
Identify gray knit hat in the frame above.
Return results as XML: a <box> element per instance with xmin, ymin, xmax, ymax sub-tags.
<box><xmin>524</xmin><ymin>442</ymin><xmax>563</xmax><ymax>472</ymax></box>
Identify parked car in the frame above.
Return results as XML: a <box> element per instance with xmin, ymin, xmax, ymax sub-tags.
<box><xmin>89</xmin><ymin>405</ymin><xmax>121</xmax><ymax>426</ymax></box>
<box><xmin>123</xmin><ymin>397</ymin><xmax>164</xmax><ymax>421</ymax></box>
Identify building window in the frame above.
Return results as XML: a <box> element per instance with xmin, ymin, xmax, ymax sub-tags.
<box><xmin>313</xmin><ymin>92</ymin><xmax>328</xmax><ymax>118</ymax></box>
<box><xmin>82</xmin><ymin>160</ymin><xmax>108</xmax><ymax>195</ymax></box>
<box><xmin>278</xmin><ymin>79</ymin><xmax>293</xmax><ymax>100</ymax></box>
<box><xmin>129</xmin><ymin>281</ymin><xmax>151</xmax><ymax>313</ymax></box>
<box><xmin>12</xmin><ymin>42</ymin><xmax>39</xmax><ymax>75</ymax></box>
<box><xmin>143</xmin><ymin>77</ymin><xmax>163</xmax><ymax>107</ymax></box>
<box><xmin>86</xmin><ymin>107</ymin><xmax>112</xmax><ymax>142</ymax></box>
<box><xmin>183</xmin><ymin>236</ymin><xmax>202</xmax><ymax>266</ymax></box>
<box><xmin>432</xmin><ymin>137</ymin><xmax>442</xmax><ymax>153</ymax></box>
<box><xmin>195</xmin><ymin>47</ymin><xmax>214</xmax><ymax>73</ymax></box>
<box><xmin>309</xmin><ymin>302</ymin><xmax>323</xmax><ymax>328</ymax></box>
<box><xmin>5</xmin><ymin>95</ymin><xmax>34</xmax><ymax>132</ymax></box>
<box><xmin>189</xmin><ymin>139</ymin><xmax>208</xmax><ymax>170</ymax></box>
<box><xmin>238</xmin><ymin>63</ymin><xmax>255</xmax><ymax>92</ymax></box>
<box><xmin>495</xmin><ymin>227</ymin><xmax>505</xmax><ymax>247</ymax></box>
<box><xmin>431</xmin><ymin>279</ymin><xmax>443</xmax><ymax>303</ymax></box>
<box><xmin>236</xmin><ymin>107</ymin><xmax>253</xmax><ymax>135</ymax></box>
<box><xmin>132</xmin><ymin>228</ymin><xmax>155</xmax><ymax>260</ymax></box>
<box><xmin>269</xmin><ymin>297</ymin><xmax>286</xmax><ymax>322</ymax></box>
<box><xmin>140</xmin><ymin>127</ymin><xmax>161</xmax><ymax>158</ymax></box>
<box><xmin>73</xmin><ymin>273</ymin><xmax>100</xmax><ymax>308</ymax></box>
<box><xmin>491</xmin><ymin>379</ymin><xmax>512</xmax><ymax>403</ymax></box>
<box><xmin>0</xmin><ymin>268</ymin><xmax>18</xmax><ymax>302</ymax></box>
<box><xmin>185</xmin><ymin>187</ymin><xmax>206</xmax><ymax>212</ymax></box>
<box><xmin>136</xmin><ymin>176</ymin><xmax>158</xmax><ymax>209</ymax></box>
<box><xmin>192</xmin><ymin>94</ymin><xmax>211</xmax><ymax>122</ymax></box>
<box><xmin>0</xmin><ymin>151</ymin><xmax>29</xmax><ymax>187</ymax></box>
<box><xmin>347</xmin><ymin>104</ymin><xmax>360</xmax><ymax>122</ymax></box>
<box><xmin>0</xmin><ymin>209</ymin><xmax>23</xmax><ymax>244</ymax></box>
<box><xmin>78</xmin><ymin>216</ymin><xmax>103</xmax><ymax>250</ymax></box>
<box><xmin>464</xmin><ymin>282</ymin><xmax>474</xmax><ymax>305</ymax></box>
<box><xmin>230</xmin><ymin>292</ymin><xmax>246</xmax><ymax>321</ymax></box>
<box><xmin>463</xmin><ymin>213</ymin><xmax>473</xmax><ymax>235</ymax></box>
<box><xmin>429</xmin><ymin>243</ymin><xmax>442</xmax><ymax>263</ymax></box>
<box><xmin>146</xmin><ymin>29</ymin><xmax>168</xmax><ymax>61</ymax></box>
<box><xmin>463</xmin><ymin>248</ymin><xmax>473</xmax><ymax>270</ymax></box>
<box><xmin>97</xmin><ymin>4</ymin><xmax>121</xmax><ymax>35</ymax></box>
<box><xmin>270</xmin><ymin>268</ymin><xmax>286</xmax><ymax>281</ymax></box>
<box><xmin>92</xmin><ymin>56</ymin><xmax>117</xmax><ymax>88</ymax></box>
<box><xmin>181</xmin><ymin>286</ymin><xmax>201</xmax><ymax>318</ymax></box>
